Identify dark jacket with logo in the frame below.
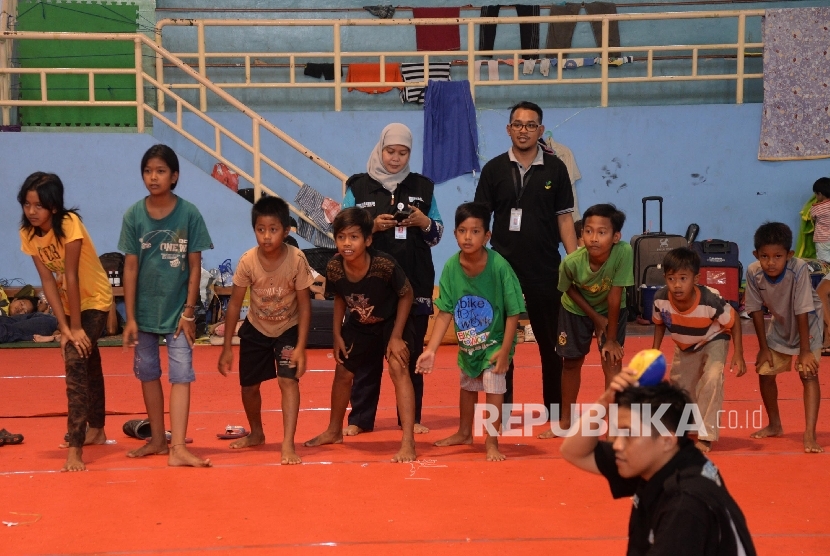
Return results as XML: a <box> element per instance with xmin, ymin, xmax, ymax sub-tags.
<box><xmin>345</xmin><ymin>172</ymin><xmax>437</xmax><ymax>312</ymax></box>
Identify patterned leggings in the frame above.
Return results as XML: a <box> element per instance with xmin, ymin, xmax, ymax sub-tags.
<box><xmin>64</xmin><ymin>309</ymin><xmax>108</xmax><ymax>448</ymax></box>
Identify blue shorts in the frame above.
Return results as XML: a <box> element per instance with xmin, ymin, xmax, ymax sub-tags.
<box><xmin>133</xmin><ymin>330</ymin><xmax>195</xmax><ymax>384</ymax></box>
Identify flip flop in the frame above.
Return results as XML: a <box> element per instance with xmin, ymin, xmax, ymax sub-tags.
<box><xmin>0</xmin><ymin>429</ymin><xmax>24</xmax><ymax>445</ymax></box>
<box><xmin>146</xmin><ymin>431</ymin><xmax>192</xmax><ymax>444</ymax></box>
<box><xmin>122</xmin><ymin>419</ymin><xmax>152</xmax><ymax>440</ymax></box>
<box><xmin>217</xmin><ymin>426</ymin><xmax>249</xmax><ymax>440</ymax></box>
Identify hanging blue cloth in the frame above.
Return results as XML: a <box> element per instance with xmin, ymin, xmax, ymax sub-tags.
<box><xmin>422</xmin><ymin>80</ymin><xmax>480</xmax><ymax>184</ymax></box>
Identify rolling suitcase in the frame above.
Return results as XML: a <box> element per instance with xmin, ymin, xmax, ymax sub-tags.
<box><xmin>692</xmin><ymin>239</ymin><xmax>741</xmax><ymax>309</ymax></box>
<box><xmin>629</xmin><ymin>196</ymin><xmax>687</xmax><ymax>319</ymax></box>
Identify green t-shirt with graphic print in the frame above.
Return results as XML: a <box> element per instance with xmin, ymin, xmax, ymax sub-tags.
<box><xmin>559</xmin><ymin>241</ymin><xmax>634</xmax><ymax>316</ymax></box>
<box><xmin>118</xmin><ymin>196</ymin><xmax>213</xmax><ymax>334</ymax></box>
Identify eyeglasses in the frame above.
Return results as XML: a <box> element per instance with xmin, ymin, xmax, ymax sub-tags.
<box><xmin>510</xmin><ymin>121</ymin><xmax>540</xmax><ymax>131</ymax></box>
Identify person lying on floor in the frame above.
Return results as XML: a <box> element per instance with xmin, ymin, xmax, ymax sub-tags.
<box><xmin>0</xmin><ymin>311</ymin><xmax>59</xmax><ymax>343</ymax></box>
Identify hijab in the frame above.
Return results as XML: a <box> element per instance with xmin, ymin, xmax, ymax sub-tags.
<box><xmin>366</xmin><ymin>123</ymin><xmax>412</xmax><ymax>192</ymax></box>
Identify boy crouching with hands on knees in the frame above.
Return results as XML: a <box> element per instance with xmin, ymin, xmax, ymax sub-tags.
<box><xmin>560</xmin><ymin>369</ymin><xmax>757</xmax><ymax>555</ymax></box>
<box><xmin>417</xmin><ymin>202</ymin><xmax>525</xmax><ymax>461</ymax></box>
<box><xmin>304</xmin><ymin>207</ymin><xmax>419</xmax><ymax>463</ymax></box>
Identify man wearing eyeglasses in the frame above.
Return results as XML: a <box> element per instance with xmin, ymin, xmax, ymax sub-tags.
<box><xmin>474</xmin><ymin>100</ymin><xmax>578</xmax><ymax>437</ymax></box>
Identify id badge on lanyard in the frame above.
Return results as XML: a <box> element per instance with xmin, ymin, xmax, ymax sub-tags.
<box><xmin>509</xmin><ymin>208</ymin><xmax>522</xmax><ymax>231</ymax></box>
<box><xmin>510</xmin><ymin>166</ymin><xmax>532</xmax><ymax>232</ymax></box>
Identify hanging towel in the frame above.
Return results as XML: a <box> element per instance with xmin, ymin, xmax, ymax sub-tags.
<box><xmin>304</xmin><ymin>63</ymin><xmax>338</xmax><ymax>81</ymax></box>
<box><xmin>346</xmin><ymin>63</ymin><xmax>402</xmax><ymax>94</ymax></box>
<box><xmin>522</xmin><ymin>58</ymin><xmax>536</xmax><ymax>75</ymax></box>
<box><xmin>423</xmin><ymin>80</ymin><xmax>480</xmax><ymax>184</ymax></box>
<box><xmin>412</xmin><ymin>7</ymin><xmax>461</xmax><ymax>51</ymax></box>
<box><xmin>363</xmin><ymin>5</ymin><xmax>395</xmax><ymax>19</ymax></box>
<box><xmin>295</xmin><ymin>184</ymin><xmax>332</xmax><ymax>232</ymax></box>
<box><xmin>539</xmin><ymin>57</ymin><xmax>552</xmax><ymax>76</ymax></box>
<box><xmin>400</xmin><ymin>62</ymin><xmax>452</xmax><ymax>104</ymax></box>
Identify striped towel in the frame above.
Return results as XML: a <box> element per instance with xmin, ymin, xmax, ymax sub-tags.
<box><xmin>399</xmin><ymin>62</ymin><xmax>452</xmax><ymax>104</ymax></box>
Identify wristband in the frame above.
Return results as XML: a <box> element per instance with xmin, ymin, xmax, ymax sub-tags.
<box><xmin>183</xmin><ymin>303</ymin><xmax>198</xmax><ymax>310</ymax></box>
<box><xmin>180</xmin><ymin>312</ymin><xmax>196</xmax><ymax>322</ymax></box>
<box><xmin>422</xmin><ymin>221</ymin><xmax>432</xmax><ymax>232</ymax></box>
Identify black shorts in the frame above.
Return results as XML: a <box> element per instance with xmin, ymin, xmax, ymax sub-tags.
<box><xmin>238</xmin><ymin>320</ymin><xmax>299</xmax><ymax>387</ymax></box>
<box><xmin>340</xmin><ymin>318</ymin><xmax>415</xmax><ymax>379</ymax></box>
<box><xmin>556</xmin><ymin>307</ymin><xmax>628</xmax><ymax>359</ymax></box>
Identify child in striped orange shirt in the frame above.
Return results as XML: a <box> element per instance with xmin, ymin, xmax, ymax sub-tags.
<box><xmin>652</xmin><ymin>247</ymin><xmax>747</xmax><ymax>453</ymax></box>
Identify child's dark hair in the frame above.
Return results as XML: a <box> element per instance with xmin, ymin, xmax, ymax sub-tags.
<box><xmin>753</xmin><ymin>222</ymin><xmax>792</xmax><ymax>251</ymax></box>
<box><xmin>17</xmin><ymin>172</ymin><xmax>80</xmax><ymax>244</ymax></box>
<box><xmin>509</xmin><ymin>100</ymin><xmax>543</xmax><ymax>123</ymax></box>
<box><xmin>813</xmin><ymin>177</ymin><xmax>830</xmax><ymax>198</ymax></box>
<box><xmin>455</xmin><ymin>202</ymin><xmax>491</xmax><ymax>232</ymax></box>
<box><xmin>251</xmin><ymin>195</ymin><xmax>290</xmax><ymax>229</ymax></box>
<box><xmin>574</xmin><ymin>219</ymin><xmax>583</xmax><ymax>239</ymax></box>
<box><xmin>662</xmin><ymin>247</ymin><xmax>700</xmax><ymax>275</ymax></box>
<box><xmin>141</xmin><ymin>144</ymin><xmax>180</xmax><ymax>189</ymax></box>
<box><xmin>332</xmin><ymin>207</ymin><xmax>373</xmax><ymax>238</ymax></box>
<box><xmin>615</xmin><ymin>382</ymin><xmax>693</xmax><ymax>437</ymax></box>
<box><xmin>582</xmin><ymin>203</ymin><xmax>626</xmax><ymax>234</ymax></box>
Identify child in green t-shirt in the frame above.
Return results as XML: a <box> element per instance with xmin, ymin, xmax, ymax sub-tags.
<box><xmin>555</xmin><ymin>203</ymin><xmax>634</xmax><ymax>434</ymax></box>
<box><xmin>417</xmin><ymin>202</ymin><xmax>525</xmax><ymax>461</ymax></box>
<box><xmin>119</xmin><ymin>145</ymin><xmax>213</xmax><ymax>468</ymax></box>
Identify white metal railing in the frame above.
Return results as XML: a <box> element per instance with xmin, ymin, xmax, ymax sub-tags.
<box><xmin>155</xmin><ymin>10</ymin><xmax>765</xmax><ymax>111</ymax></box>
<box><xmin>0</xmin><ymin>30</ymin><xmax>346</xmax><ymax>238</ymax></box>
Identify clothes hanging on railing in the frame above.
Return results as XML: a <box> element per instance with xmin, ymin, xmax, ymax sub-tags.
<box><xmin>346</xmin><ymin>63</ymin><xmax>402</xmax><ymax>93</ymax></box>
<box><xmin>294</xmin><ymin>185</ymin><xmax>337</xmax><ymax>249</ymax></box>
<box><xmin>412</xmin><ymin>7</ymin><xmax>461</xmax><ymax>51</ymax></box>
<box><xmin>479</xmin><ymin>5</ymin><xmax>541</xmax><ymax>59</ymax></box>
<box><xmin>422</xmin><ymin>80</ymin><xmax>480</xmax><ymax>185</ymax></box>
<box><xmin>399</xmin><ymin>62</ymin><xmax>452</xmax><ymax>104</ymax></box>
<box><xmin>474</xmin><ymin>59</ymin><xmax>501</xmax><ymax>81</ymax></box>
<box><xmin>303</xmin><ymin>62</ymin><xmax>339</xmax><ymax>81</ymax></box>
<box><xmin>363</xmin><ymin>5</ymin><xmax>395</xmax><ymax>19</ymax></box>
<box><xmin>546</xmin><ymin>2</ymin><xmax>621</xmax><ymax>52</ymax></box>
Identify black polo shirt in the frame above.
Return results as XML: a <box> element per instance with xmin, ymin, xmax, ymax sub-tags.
<box><xmin>474</xmin><ymin>150</ymin><xmax>574</xmax><ymax>288</ymax></box>
<box><xmin>594</xmin><ymin>440</ymin><xmax>756</xmax><ymax>556</ymax></box>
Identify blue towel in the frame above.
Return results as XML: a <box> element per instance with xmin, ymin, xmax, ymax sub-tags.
<box><xmin>422</xmin><ymin>80</ymin><xmax>480</xmax><ymax>185</ymax></box>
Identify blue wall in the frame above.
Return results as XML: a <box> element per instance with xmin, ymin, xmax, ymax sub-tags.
<box><xmin>2</xmin><ymin>103</ymin><xmax>826</xmax><ymax>286</ymax></box>
<box><xmin>0</xmin><ymin>132</ymin><xmax>253</xmax><ymax>285</ymax></box>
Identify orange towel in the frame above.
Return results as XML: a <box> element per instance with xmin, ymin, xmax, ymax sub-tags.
<box><xmin>346</xmin><ymin>63</ymin><xmax>402</xmax><ymax>94</ymax></box>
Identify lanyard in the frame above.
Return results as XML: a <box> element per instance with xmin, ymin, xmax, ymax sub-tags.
<box><xmin>511</xmin><ymin>164</ymin><xmax>534</xmax><ymax>208</ymax></box>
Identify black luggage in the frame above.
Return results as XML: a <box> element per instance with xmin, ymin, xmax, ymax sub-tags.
<box><xmin>307</xmin><ymin>299</ymin><xmax>335</xmax><ymax>348</ymax></box>
<box><xmin>692</xmin><ymin>239</ymin><xmax>742</xmax><ymax>309</ymax></box>
<box><xmin>629</xmin><ymin>196</ymin><xmax>687</xmax><ymax>319</ymax></box>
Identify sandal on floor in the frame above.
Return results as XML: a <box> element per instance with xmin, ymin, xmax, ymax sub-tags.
<box><xmin>122</xmin><ymin>419</ymin><xmax>152</xmax><ymax>440</ymax></box>
<box><xmin>0</xmin><ymin>428</ymin><xmax>24</xmax><ymax>445</ymax></box>
<box><xmin>217</xmin><ymin>425</ymin><xmax>249</xmax><ymax>440</ymax></box>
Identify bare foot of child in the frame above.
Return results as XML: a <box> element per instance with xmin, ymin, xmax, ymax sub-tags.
<box><xmin>126</xmin><ymin>441</ymin><xmax>168</xmax><ymax>458</ymax></box>
<box><xmin>750</xmin><ymin>425</ymin><xmax>783</xmax><ymax>439</ymax></box>
<box><xmin>804</xmin><ymin>432</ymin><xmax>824</xmax><ymax>453</ymax></box>
<box><xmin>281</xmin><ymin>444</ymin><xmax>302</xmax><ymax>465</ymax></box>
<box><xmin>537</xmin><ymin>420</ymin><xmax>571</xmax><ymax>439</ymax></box>
<box><xmin>230</xmin><ymin>432</ymin><xmax>265</xmax><ymax>449</ymax></box>
<box><xmin>33</xmin><ymin>334</ymin><xmax>57</xmax><ymax>343</ymax></box>
<box><xmin>434</xmin><ymin>432</ymin><xmax>473</xmax><ymax>447</ymax></box>
<box><xmin>413</xmin><ymin>423</ymin><xmax>430</xmax><ymax>434</ymax></box>
<box><xmin>695</xmin><ymin>439</ymin><xmax>712</xmax><ymax>453</ymax></box>
<box><xmin>342</xmin><ymin>425</ymin><xmax>364</xmax><ymax>436</ymax></box>
<box><xmin>60</xmin><ymin>427</ymin><xmax>107</xmax><ymax>449</ymax></box>
<box><xmin>485</xmin><ymin>438</ymin><xmax>506</xmax><ymax>462</ymax></box>
<box><xmin>168</xmin><ymin>444</ymin><xmax>211</xmax><ymax>467</ymax></box>
<box><xmin>62</xmin><ymin>447</ymin><xmax>87</xmax><ymax>472</ymax></box>
<box><xmin>304</xmin><ymin>429</ymin><xmax>343</xmax><ymax>447</ymax></box>
<box><xmin>391</xmin><ymin>439</ymin><xmax>416</xmax><ymax>463</ymax></box>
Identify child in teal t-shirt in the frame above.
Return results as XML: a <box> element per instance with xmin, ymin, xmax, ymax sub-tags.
<box><xmin>119</xmin><ymin>145</ymin><xmax>213</xmax><ymax>468</ymax></box>
<box><xmin>417</xmin><ymin>202</ymin><xmax>525</xmax><ymax>461</ymax></box>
